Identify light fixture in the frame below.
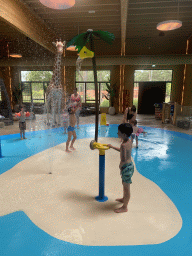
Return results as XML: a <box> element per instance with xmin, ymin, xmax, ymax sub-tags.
<box><xmin>156</xmin><ymin>0</ymin><xmax>182</xmax><ymax>31</ymax></box>
<box><xmin>157</xmin><ymin>20</ymin><xmax>182</xmax><ymax>31</ymax></box>
<box><xmin>66</xmin><ymin>23</ymin><xmax>79</xmax><ymax>51</ymax></box>
<box><xmin>66</xmin><ymin>45</ymin><xmax>78</xmax><ymax>51</ymax></box>
<box><xmin>8</xmin><ymin>40</ymin><xmax>23</xmax><ymax>58</ymax></box>
<box><xmin>39</xmin><ymin>0</ymin><xmax>75</xmax><ymax>10</ymax></box>
<box><xmin>9</xmin><ymin>53</ymin><xmax>22</xmax><ymax>58</ymax></box>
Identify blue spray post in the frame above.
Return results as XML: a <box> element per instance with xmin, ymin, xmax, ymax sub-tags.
<box><xmin>90</xmin><ymin>140</ymin><xmax>109</xmax><ymax>202</ymax></box>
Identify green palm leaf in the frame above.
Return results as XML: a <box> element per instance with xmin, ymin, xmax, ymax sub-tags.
<box><xmin>67</xmin><ymin>30</ymin><xmax>115</xmax><ymax>51</ymax></box>
<box><xmin>92</xmin><ymin>31</ymin><xmax>115</xmax><ymax>45</ymax></box>
<box><xmin>66</xmin><ymin>32</ymin><xmax>92</xmax><ymax>51</ymax></box>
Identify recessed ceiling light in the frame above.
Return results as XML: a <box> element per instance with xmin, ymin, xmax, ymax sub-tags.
<box><xmin>88</xmin><ymin>10</ymin><xmax>95</xmax><ymax>14</ymax></box>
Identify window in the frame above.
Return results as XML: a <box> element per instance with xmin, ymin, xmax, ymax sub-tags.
<box><xmin>76</xmin><ymin>70</ymin><xmax>110</xmax><ymax>107</ymax></box>
<box><xmin>21</xmin><ymin>71</ymin><xmax>52</xmax><ymax>103</ymax></box>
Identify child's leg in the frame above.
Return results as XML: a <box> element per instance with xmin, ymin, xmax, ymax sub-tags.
<box><xmin>75</xmin><ymin>109</ymin><xmax>80</xmax><ymax>128</ymax></box>
<box><xmin>63</xmin><ymin>121</ymin><xmax>68</xmax><ymax>134</ymax></box>
<box><xmin>20</xmin><ymin>129</ymin><xmax>23</xmax><ymax>139</ymax></box>
<box><xmin>136</xmin><ymin>136</ymin><xmax>138</xmax><ymax>148</ymax></box>
<box><xmin>70</xmin><ymin>131</ymin><xmax>77</xmax><ymax>150</ymax></box>
<box><xmin>114</xmin><ymin>183</ymin><xmax>130</xmax><ymax>213</ymax></box>
<box><xmin>63</xmin><ymin>124</ymin><xmax>67</xmax><ymax>134</ymax></box>
<box><xmin>23</xmin><ymin>130</ymin><xmax>26</xmax><ymax>139</ymax></box>
<box><xmin>66</xmin><ymin>131</ymin><xmax>72</xmax><ymax>152</ymax></box>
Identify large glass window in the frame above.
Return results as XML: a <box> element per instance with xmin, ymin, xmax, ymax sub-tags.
<box><xmin>76</xmin><ymin>70</ymin><xmax>110</xmax><ymax>106</ymax></box>
<box><xmin>21</xmin><ymin>71</ymin><xmax>52</xmax><ymax>103</ymax></box>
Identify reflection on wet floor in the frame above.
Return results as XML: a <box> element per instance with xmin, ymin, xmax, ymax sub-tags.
<box><xmin>1</xmin><ymin>114</ymin><xmax>192</xmax><ymax>136</ymax></box>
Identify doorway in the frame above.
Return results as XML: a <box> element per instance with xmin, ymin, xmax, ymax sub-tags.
<box><xmin>138</xmin><ymin>82</ymin><xmax>166</xmax><ymax>114</ymax></box>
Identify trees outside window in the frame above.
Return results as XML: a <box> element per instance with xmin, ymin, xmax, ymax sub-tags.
<box><xmin>21</xmin><ymin>71</ymin><xmax>52</xmax><ymax>103</ymax></box>
<box><xmin>76</xmin><ymin>70</ymin><xmax>110</xmax><ymax>107</ymax></box>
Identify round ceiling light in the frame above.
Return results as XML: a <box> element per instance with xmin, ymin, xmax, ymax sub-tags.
<box><xmin>9</xmin><ymin>54</ymin><xmax>22</xmax><ymax>58</ymax></box>
<box><xmin>156</xmin><ymin>20</ymin><xmax>182</xmax><ymax>31</ymax></box>
<box><xmin>39</xmin><ymin>0</ymin><xmax>75</xmax><ymax>10</ymax></box>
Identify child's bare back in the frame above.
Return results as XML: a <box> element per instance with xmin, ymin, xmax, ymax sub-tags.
<box><xmin>119</xmin><ymin>139</ymin><xmax>132</xmax><ymax>169</ymax></box>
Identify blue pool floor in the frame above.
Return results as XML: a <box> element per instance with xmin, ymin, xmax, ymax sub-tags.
<box><xmin>0</xmin><ymin>124</ymin><xmax>192</xmax><ymax>256</ymax></box>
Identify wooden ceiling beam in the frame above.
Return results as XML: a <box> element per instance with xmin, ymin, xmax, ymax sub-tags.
<box><xmin>1</xmin><ymin>55</ymin><xmax>192</xmax><ymax>67</ymax></box>
<box><xmin>43</xmin><ymin>14</ymin><xmax>120</xmax><ymax>22</ymax></box>
<box><xmin>121</xmin><ymin>0</ymin><xmax>129</xmax><ymax>55</ymax></box>
<box><xmin>35</xmin><ymin>5</ymin><xmax>120</xmax><ymax>14</ymax></box>
<box><xmin>0</xmin><ymin>0</ymin><xmax>56</xmax><ymax>53</ymax></box>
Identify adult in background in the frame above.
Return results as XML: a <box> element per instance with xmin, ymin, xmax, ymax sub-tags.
<box><xmin>122</xmin><ymin>105</ymin><xmax>137</xmax><ymax>126</ymax></box>
<box><xmin>70</xmin><ymin>88</ymin><xmax>82</xmax><ymax>129</ymax></box>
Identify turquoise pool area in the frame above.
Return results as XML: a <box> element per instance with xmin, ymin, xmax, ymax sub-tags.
<box><xmin>0</xmin><ymin>124</ymin><xmax>192</xmax><ymax>256</ymax></box>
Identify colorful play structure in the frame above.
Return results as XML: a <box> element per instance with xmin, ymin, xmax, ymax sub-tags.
<box><xmin>67</xmin><ymin>29</ymin><xmax>115</xmax><ymax>142</ymax></box>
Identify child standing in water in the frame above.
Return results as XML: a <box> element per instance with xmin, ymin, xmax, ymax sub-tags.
<box><xmin>108</xmin><ymin>123</ymin><xmax>134</xmax><ymax>213</ymax></box>
<box><xmin>131</xmin><ymin>120</ymin><xmax>147</xmax><ymax>148</ymax></box>
<box><xmin>18</xmin><ymin>106</ymin><xmax>27</xmax><ymax>140</ymax></box>
<box><xmin>66</xmin><ymin>106</ymin><xmax>77</xmax><ymax>153</ymax></box>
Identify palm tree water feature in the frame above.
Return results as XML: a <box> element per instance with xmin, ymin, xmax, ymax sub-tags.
<box><xmin>67</xmin><ymin>29</ymin><xmax>115</xmax><ymax>202</ymax></box>
<box><xmin>66</xmin><ymin>29</ymin><xmax>115</xmax><ymax>142</ymax></box>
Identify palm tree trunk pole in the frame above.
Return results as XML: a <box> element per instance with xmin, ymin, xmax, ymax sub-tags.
<box><xmin>90</xmin><ymin>35</ymin><xmax>99</xmax><ymax>142</ymax></box>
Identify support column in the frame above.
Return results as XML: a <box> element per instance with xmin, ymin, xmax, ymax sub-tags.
<box><xmin>182</xmin><ymin>64</ymin><xmax>192</xmax><ymax>106</ymax></box>
<box><xmin>171</xmin><ymin>65</ymin><xmax>185</xmax><ymax>104</ymax></box>
<box><xmin>110</xmin><ymin>65</ymin><xmax>120</xmax><ymax>113</ymax></box>
<box><xmin>124</xmin><ymin>65</ymin><xmax>134</xmax><ymax>108</ymax></box>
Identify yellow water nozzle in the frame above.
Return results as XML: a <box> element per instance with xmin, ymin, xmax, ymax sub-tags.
<box><xmin>90</xmin><ymin>140</ymin><xmax>109</xmax><ymax>151</ymax></box>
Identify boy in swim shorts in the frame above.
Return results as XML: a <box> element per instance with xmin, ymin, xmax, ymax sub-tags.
<box><xmin>66</xmin><ymin>106</ymin><xmax>77</xmax><ymax>153</ymax></box>
<box><xmin>108</xmin><ymin>123</ymin><xmax>134</xmax><ymax>213</ymax></box>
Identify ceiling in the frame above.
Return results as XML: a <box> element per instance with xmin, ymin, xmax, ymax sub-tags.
<box><xmin>0</xmin><ymin>0</ymin><xmax>192</xmax><ymax>59</ymax></box>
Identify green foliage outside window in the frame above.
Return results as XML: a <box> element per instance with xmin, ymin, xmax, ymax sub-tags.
<box><xmin>100</xmin><ymin>99</ymin><xmax>109</xmax><ymax>107</ymax></box>
<box><xmin>76</xmin><ymin>70</ymin><xmax>110</xmax><ymax>82</ymax></box>
<box><xmin>134</xmin><ymin>70</ymin><xmax>172</xmax><ymax>82</ymax></box>
<box><xmin>23</xmin><ymin>71</ymin><xmax>52</xmax><ymax>82</ymax></box>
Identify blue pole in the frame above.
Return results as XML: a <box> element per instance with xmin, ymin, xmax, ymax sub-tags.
<box><xmin>95</xmin><ymin>152</ymin><xmax>108</xmax><ymax>202</ymax></box>
<box><xmin>0</xmin><ymin>139</ymin><xmax>2</xmax><ymax>158</ymax></box>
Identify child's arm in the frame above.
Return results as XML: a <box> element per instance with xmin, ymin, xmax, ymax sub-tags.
<box><xmin>107</xmin><ymin>144</ymin><xmax>120</xmax><ymax>152</ymax></box>
<box><xmin>122</xmin><ymin>108</ymin><xmax>128</xmax><ymax>123</ymax></box>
